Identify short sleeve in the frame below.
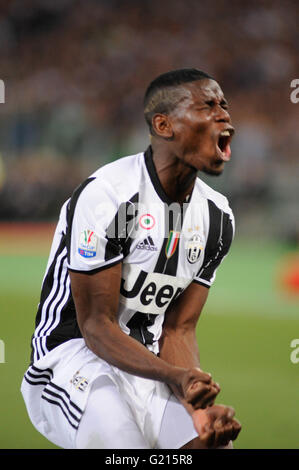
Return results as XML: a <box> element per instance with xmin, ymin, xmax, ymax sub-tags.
<box><xmin>66</xmin><ymin>177</ymin><xmax>124</xmax><ymax>274</ymax></box>
<box><xmin>193</xmin><ymin>205</ymin><xmax>235</xmax><ymax>288</ymax></box>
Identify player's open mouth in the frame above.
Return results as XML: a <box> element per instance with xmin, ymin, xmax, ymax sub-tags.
<box><xmin>216</xmin><ymin>128</ymin><xmax>234</xmax><ymax>162</ymax></box>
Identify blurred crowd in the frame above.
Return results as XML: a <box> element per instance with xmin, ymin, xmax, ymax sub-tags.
<box><xmin>0</xmin><ymin>0</ymin><xmax>298</xmax><ymax>240</ymax></box>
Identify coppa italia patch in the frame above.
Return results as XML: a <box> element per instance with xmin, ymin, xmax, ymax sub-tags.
<box><xmin>78</xmin><ymin>229</ymin><xmax>98</xmax><ymax>258</ymax></box>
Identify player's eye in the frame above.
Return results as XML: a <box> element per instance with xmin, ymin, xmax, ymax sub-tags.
<box><xmin>204</xmin><ymin>100</ymin><xmax>229</xmax><ymax>110</ymax></box>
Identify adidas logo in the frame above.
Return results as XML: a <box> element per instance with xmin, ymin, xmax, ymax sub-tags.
<box><xmin>136</xmin><ymin>236</ymin><xmax>158</xmax><ymax>251</ymax></box>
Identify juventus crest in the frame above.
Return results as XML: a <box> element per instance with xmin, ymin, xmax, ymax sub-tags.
<box><xmin>186</xmin><ymin>233</ymin><xmax>203</xmax><ymax>264</ymax></box>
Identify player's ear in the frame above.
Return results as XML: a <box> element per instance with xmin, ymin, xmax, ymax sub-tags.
<box><xmin>152</xmin><ymin>114</ymin><xmax>174</xmax><ymax>140</ymax></box>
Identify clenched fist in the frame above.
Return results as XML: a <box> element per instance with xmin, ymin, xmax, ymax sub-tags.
<box><xmin>192</xmin><ymin>404</ymin><xmax>242</xmax><ymax>448</ymax></box>
<box><xmin>181</xmin><ymin>367</ymin><xmax>220</xmax><ymax>409</ymax></box>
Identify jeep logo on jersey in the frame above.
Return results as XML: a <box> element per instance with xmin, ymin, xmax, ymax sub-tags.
<box><xmin>78</xmin><ymin>229</ymin><xmax>98</xmax><ymax>258</ymax></box>
<box><xmin>186</xmin><ymin>234</ymin><xmax>203</xmax><ymax>264</ymax></box>
<box><xmin>119</xmin><ymin>265</ymin><xmax>190</xmax><ymax>315</ymax></box>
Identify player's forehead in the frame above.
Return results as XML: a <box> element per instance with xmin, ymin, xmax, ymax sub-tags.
<box><xmin>179</xmin><ymin>79</ymin><xmax>225</xmax><ymax>106</ymax></box>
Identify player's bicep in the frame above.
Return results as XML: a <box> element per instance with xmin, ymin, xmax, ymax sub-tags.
<box><xmin>69</xmin><ymin>262</ymin><xmax>122</xmax><ymax>336</ymax></box>
<box><xmin>163</xmin><ymin>282</ymin><xmax>209</xmax><ymax>331</ymax></box>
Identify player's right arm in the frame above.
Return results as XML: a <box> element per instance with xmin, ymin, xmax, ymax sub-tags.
<box><xmin>69</xmin><ymin>264</ymin><xmax>217</xmax><ymax>406</ymax></box>
<box><xmin>66</xmin><ymin>176</ymin><xmax>219</xmax><ymax>408</ymax></box>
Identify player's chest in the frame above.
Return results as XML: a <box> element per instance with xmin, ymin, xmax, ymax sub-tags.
<box><xmin>126</xmin><ymin>198</ymin><xmax>209</xmax><ymax>277</ymax></box>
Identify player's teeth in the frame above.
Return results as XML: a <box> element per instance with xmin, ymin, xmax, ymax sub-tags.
<box><xmin>220</xmin><ymin>130</ymin><xmax>230</xmax><ymax>137</ymax></box>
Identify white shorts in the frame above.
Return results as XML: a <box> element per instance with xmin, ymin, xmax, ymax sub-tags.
<box><xmin>21</xmin><ymin>339</ymin><xmax>197</xmax><ymax>449</ymax></box>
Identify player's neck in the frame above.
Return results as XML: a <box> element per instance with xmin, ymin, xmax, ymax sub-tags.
<box><xmin>151</xmin><ymin>143</ymin><xmax>197</xmax><ymax>204</ymax></box>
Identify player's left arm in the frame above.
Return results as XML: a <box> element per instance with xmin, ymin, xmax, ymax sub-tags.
<box><xmin>159</xmin><ymin>203</ymin><xmax>235</xmax><ymax>411</ymax></box>
<box><xmin>161</xmin><ymin>203</ymin><xmax>236</xmax><ymax>396</ymax></box>
<box><xmin>158</xmin><ymin>281</ymin><xmax>212</xmax><ymax>412</ymax></box>
<box><xmin>159</xmin><ymin>281</ymin><xmax>241</xmax><ymax>447</ymax></box>
<box><xmin>159</xmin><ymin>207</ymin><xmax>242</xmax><ymax>446</ymax></box>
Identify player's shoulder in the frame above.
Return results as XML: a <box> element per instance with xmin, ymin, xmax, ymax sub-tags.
<box><xmin>194</xmin><ymin>176</ymin><xmax>233</xmax><ymax>215</ymax></box>
<box><xmin>79</xmin><ymin>151</ymin><xmax>144</xmax><ymax>203</ymax></box>
<box><xmin>92</xmin><ymin>151</ymin><xmax>143</xmax><ymax>179</ymax></box>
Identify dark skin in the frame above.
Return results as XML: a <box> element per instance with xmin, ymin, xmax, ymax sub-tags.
<box><xmin>151</xmin><ymin>79</ymin><xmax>234</xmax><ymax>203</ymax></box>
<box><xmin>70</xmin><ymin>78</ymin><xmax>241</xmax><ymax>449</ymax></box>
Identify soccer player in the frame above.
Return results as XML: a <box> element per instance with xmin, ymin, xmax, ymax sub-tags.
<box><xmin>21</xmin><ymin>68</ymin><xmax>241</xmax><ymax>449</ymax></box>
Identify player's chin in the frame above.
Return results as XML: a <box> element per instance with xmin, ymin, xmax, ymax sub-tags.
<box><xmin>201</xmin><ymin>160</ymin><xmax>225</xmax><ymax>176</ymax></box>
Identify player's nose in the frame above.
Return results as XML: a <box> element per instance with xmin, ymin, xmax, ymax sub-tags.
<box><xmin>215</xmin><ymin>105</ymin><xmax>231</xmax><ymax>123</ymax></box>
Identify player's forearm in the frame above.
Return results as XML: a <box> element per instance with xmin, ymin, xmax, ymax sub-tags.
<box><xmin>81</xmin><ymin>315</ymin><xmax>187</xmax><ymax>393</ymax></box>
<box><xmin>159</xmin><ymin>328</ymin><xmax>201</xmax><ymax>412</ymax></box>
<box><xmin>159</xmin><ymin>327</ymin><xmax>200</xmax><ymax>369</ymax></box>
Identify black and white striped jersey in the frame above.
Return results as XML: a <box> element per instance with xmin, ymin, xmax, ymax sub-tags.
<box><xmin>31</xmin><ymin>146</ymin><xmax>234</xmax><ymax>363</ymax></box>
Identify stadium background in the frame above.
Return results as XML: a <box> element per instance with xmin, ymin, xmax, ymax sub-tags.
<box><xmin>0</xmin><ymin>0</ymin><xmax>298</xmax><ymax>449</ymax></box>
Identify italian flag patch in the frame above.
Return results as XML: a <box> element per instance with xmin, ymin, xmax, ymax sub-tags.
<box><xmin>165</xmin><ymin>231</ymin><xmax>180</xmax><ymax>259</ymax></box>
